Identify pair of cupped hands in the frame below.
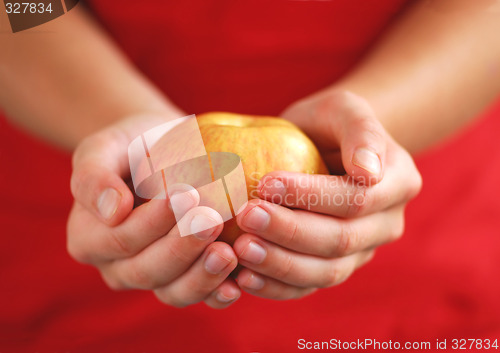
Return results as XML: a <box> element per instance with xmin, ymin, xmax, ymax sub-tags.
<box><xmin>67</xmin><ymin>91</ymin><xmax>422</xmax><ymax>309</ymax></box>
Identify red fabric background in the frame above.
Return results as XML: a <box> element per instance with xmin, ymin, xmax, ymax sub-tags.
<box><xmin>1</xmin><ymin>1</ymin><xmax>499</xmax><ymax>352</ymax></box>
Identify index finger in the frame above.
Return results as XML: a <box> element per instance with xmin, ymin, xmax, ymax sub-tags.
<box><xmin>67</xmin><ymin>185</ymin><xmax>200</xmax><ymax>263</ymax></box>
<box><xmin>257</xmin><ymin>148</ymin><xmax>421</xmax><ymax>218</ymax></box>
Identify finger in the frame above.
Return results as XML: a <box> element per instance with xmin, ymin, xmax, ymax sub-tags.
<box><xmin>236</xmin><ymin>268</ymin><xmax>316</xmax><ymax>300</ymax></box>
<box><xmin>154</xmin><ymin>242</ymin><xmax>238</xmax><ymax>308</ymax></box>
<box><xmin>67</xmin><ymin>185</ymin><xmax>199</xmax><ymax>263</ymax></box>
<box><xmin>100</xmin><ymin>206</ymin><xmax>224</xmax><ymax>290</ymax></box>
<box><xmin>70</xmin><ymin>132</ymin><xmax>134</xmax><ymax>226</ymax></box>
<box><xmin>329</xmin><ymin>91</ymin><xmax>387</xmax><ymax>184</ymax></box>
<box><xmin>257</xmin><ymin>144</ymin><xmax>421</xmax><ymax>217</ymax></box>
<box><xmin>204</xmin><ymin>278</ymin><xmax>241</xmax><ymax>309</ymax></box>
<box><xmin>233</xmin><ymin>234</ymin><xmax>375</xmax><ymax>288</ymax></box>
<box><xmin>283</xmin><ymin>91</ymin><xmax>387</xmax><ymax>184</ymax></box>
<box><xmin>236</xmin><ymin>200</ymin><xmax>405</xmax><ymax>258</ymax></box>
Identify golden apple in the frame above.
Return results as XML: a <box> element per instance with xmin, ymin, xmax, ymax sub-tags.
<box><xmin>196</xmin><ymin>112</ymin><xmax>328</xmax><ymax>243</ymax></box>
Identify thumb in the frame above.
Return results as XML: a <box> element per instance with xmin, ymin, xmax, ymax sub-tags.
<box><xmin>70</xmin><ymin>113</ymin><xmax>185</xmax><ymax>226</ymax></box>
<box><xmin>70</xmin><ymin>129</ymin><xmax>135</xmax><ymax>226</ymax></box>
<box><xmin>330</xmin><ymin>91</ymin><xmax>386</xmax><ymax>185</ymax></box>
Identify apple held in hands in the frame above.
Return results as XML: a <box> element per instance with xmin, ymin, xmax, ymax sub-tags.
<box><xmin>136</xmin><ymin>112</ymin><xmax>328</xmax><ymax>243</ymax></box>
<box><xmin>196</xmin><ymin>112</ymin><xmax>328</xmax><ymax>243</ymax></box>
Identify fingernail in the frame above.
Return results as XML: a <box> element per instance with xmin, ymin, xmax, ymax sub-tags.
<box><xmin>241</xmin><ymin>273</ymin><xmax>265</xmax><ymax>290</ymax></box>
<box><xmin>97</xmin><ymin>188</ymin><xmax>121</xmax><ymax>220</ymax></box>
<box><xmin>259</xmin><ymin>178</ymin><xmax>286</xmax><ymax>203</ymax></box>
<box><xmin>169</xmin><ymin>191</ymin><xmax>197</xmax><ymax>216</ymax></box>
<box><xmin>240</xmin><ymin>241</ymin><xmax>267</xmax><ymax>264</ymax></box>
<box><xmin>205</xmin><ymin>251</ymin><xmax>231</xmax><ymax>274</ymax></box>
<box><xmin>242</xmin><ymin>206</ymin><xmax>270</xmax><ymax>231</ymax></box>
<box><xmin>352</xmin><ymin>148</ymin><xmax>381</xmax><ymax>175</ymax></box>
<box><xmin>190</xmin><ymin>214</ymin><xmax>219</xmax><ymax>240</ymax></box>
<box><xmin>215</xmin><ymin>290</ymin><xmax>238</xmax><ymax>303</ymax></box>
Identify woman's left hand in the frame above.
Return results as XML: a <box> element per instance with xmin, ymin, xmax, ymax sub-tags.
<box><xmin>233</xmin><ymin>91</ymin><xmax>422</xmax><ymax>300</ymax></box>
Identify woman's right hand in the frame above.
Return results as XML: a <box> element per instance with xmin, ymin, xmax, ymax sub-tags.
<box><xmin>67</xmin><ymin>114</ymin><xmax>241</xmax><ymax>309</ymax></box>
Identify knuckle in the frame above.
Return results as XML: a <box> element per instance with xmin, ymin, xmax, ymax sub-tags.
<box><xmin>366</xmin><ymin>250</ymin><xmax>376</xmax><ymax>264</ymax></box>
<box><xmin>323</xmin><ymin>90</ymin><xmax>353</xmax><ymax>110</ymax></box>
<box><xmin>141</xmin><ymin>208</ymin><xmax>166</xmax><ymax>239</ymax></box>
<box><xmin>70</xmin><ymin>140</ymin><xmax>98</xmax><ymax>198</ymax></box>
<box><xmin>265</xmin><ymin>292</ymin><xmax>286</xmax><ymax>301</ymax></box>
<box><xmin>155</xmin><ymin>291</ymin><xmax>188</xmax><ymax>308</ymax></box>
<box><xmin>66</xmin><ymin>218</ymin><xmax>92</xmax><ymax>264</ymax></box>
<box><xmin>109</xmin><ymin>229</ymin><xmax>134</xmax><ymax>257</ymax></box>
<box><xmin>101</xmin><ymin>272</ymin><xmax>127</xmax><ymax>291</ymax></box>
<box><xmin>66</xmin><ymin>239</ymin><xmax>90</xmax><ymax>264</ymax></box>
<box><xmin>70</xmin><ymin>167</ymin><xmax>88</xmax><ymax>200</ymax></box>
<box><xmin>166</xmin><ymin>243</ymin><xmax>194</xmax><ymax>266</ymax></box>
<box><xmin>375</xmin><ymin>187</ymin><xmax>392</xmax><ymax>207</ymax></box>
<box><xmin>401</xmin><ymin>154</ymin><xmax>423</xmax><ymax>201</ymax></box>
<box><xmin>271</xmin><ymin>289</ymin><xmax>296</xmax><ymax>301</ymax></box>
<box><xmin>321</xmin><ymin>263</ymin><xmax>342</xmax><ymax>288</ymax></box>
<box><xmin>321</xmin><ymin>262</ymin><xmax>350</xmax><ymax>288</ymax></box>
<box><xmin>71</xmin><ymin>137</ymin><xmax>89</xmax><ymax>168</ymax></box>
<box><xmin>294</xmin><ymin>176</ymin><xmax>314</xmax><ymax>207</ymax></box>
<box><xmin>408</xmin><ymin>170</ymin><xmax>423</xmax><ymax>199</ymax></box>
<box><xmin>360</xmin><ymin>119</ymin><xmax>385</xmax><ymax>140</ymax></box>
<box><xmin>129</xmin><ymin>263</ymin><xmax>157</xmax><ymax>289</ymax></box>
<box><xmin>315</xmin><ymin>92</ymin><xmax>335</xmax><ymax>115</ymax></box>
<box><xmin>280</xmin><ymin>216</ymin><xmax>300</xmax><ymax>247</ymax></box>
<box><xmin>345</xmin><ymin>184</ymin><xmax>367</xmax><ymax>217</ymax></box>
<box><xmin>336</xmin><ymin>91</ymin><xmax>376</xmax><ymax>122</ymax></box>
<box><xmin>183</xmin><ymin>278</ymin><xmax>215</xmax><ymax>302</ymax></box>
<box><xmin>273</xmin><ymin>254</ymin><xmax>295</xmax><ymax>281</ymax></box>
<box><xmin>295</xmin><ymin>288</ymin><xmax>317</xmax><ymax>300</ymax></box>
<box><xmin>333</xmin><ymin>222</ymin><xmax>359</xmax><ymax>257</ymax></box>
<box><xmin>389</xmin><ymin>213</ymin><xmax>406</xmax><ymax>241</ymax></box>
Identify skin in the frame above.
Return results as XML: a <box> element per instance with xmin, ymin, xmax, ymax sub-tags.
<box><xmin>233</xmin><ymin>92</ymin><xmax>422</xmax><ymax>298</ymax></box>
<box><xmin>1</xmin><ymin>1</ymin><xmax>499</xmax><ymax>307</ymax></box>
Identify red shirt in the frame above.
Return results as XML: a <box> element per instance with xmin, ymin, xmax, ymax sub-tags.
<box><xmin>1</xmin><ymin>1</ymin><xmax>500</xmax><ymax>352</ymax></box>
